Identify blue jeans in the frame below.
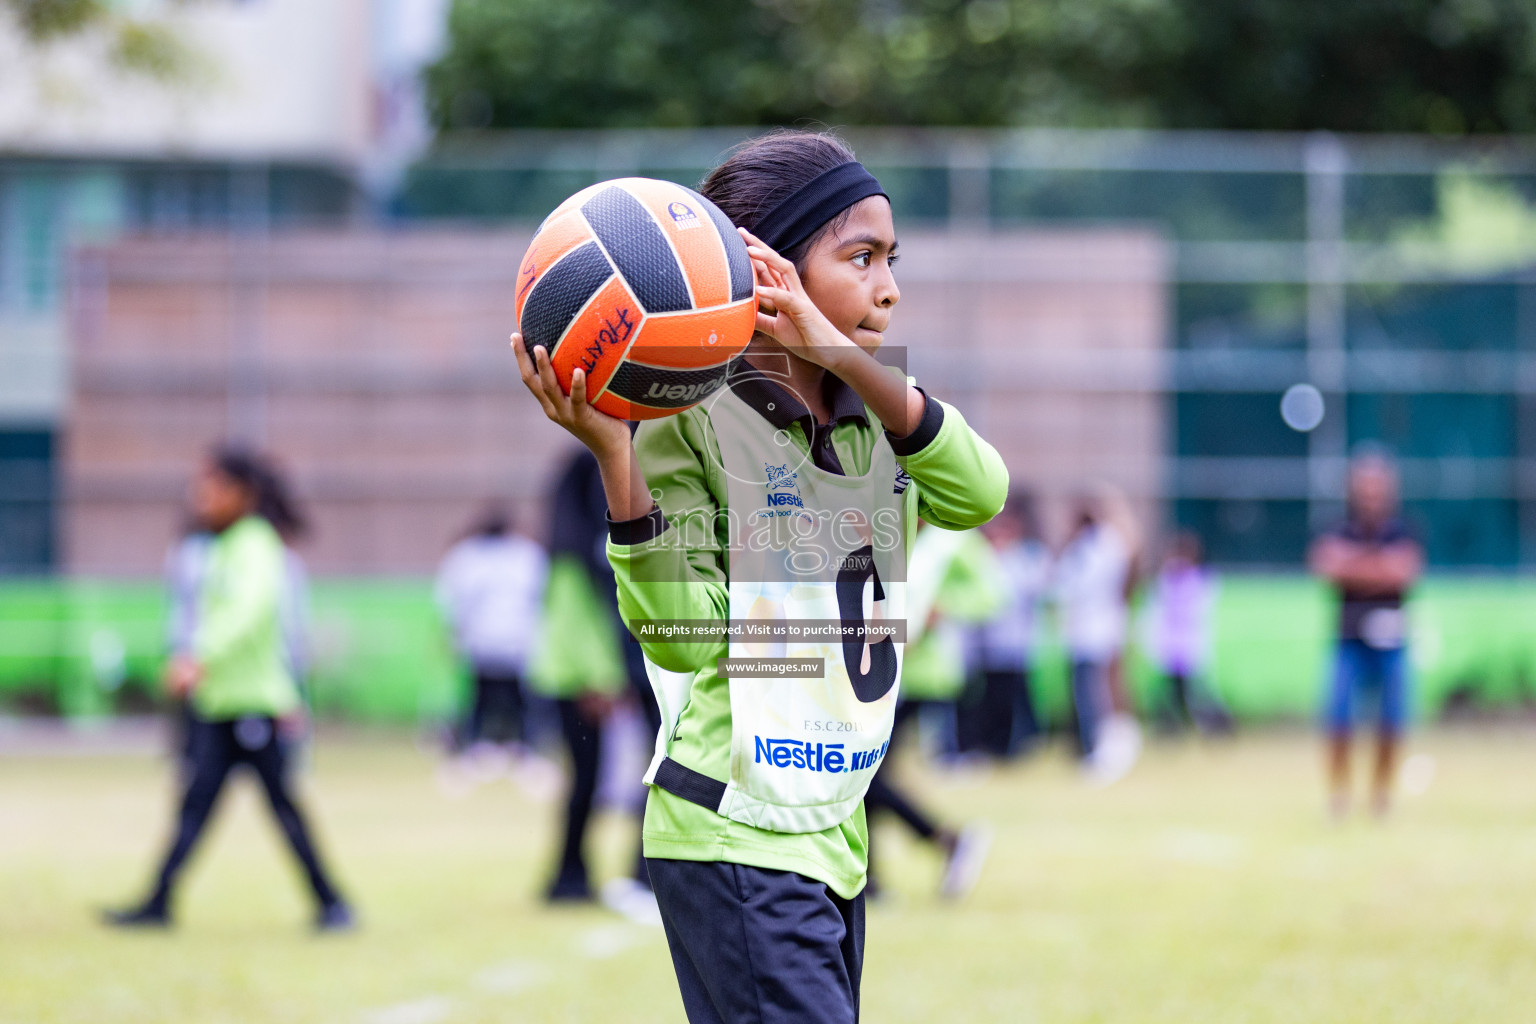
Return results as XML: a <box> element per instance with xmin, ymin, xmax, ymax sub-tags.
<box><xmin>1323</xmin><ymin>640</ymin><xmax>1409</xmax><ymax>735</ymax></box>
<box><xmin>1071</xmin><ymin>659</ymin><xmax>1109</xmax><ymax>756</ymax></box>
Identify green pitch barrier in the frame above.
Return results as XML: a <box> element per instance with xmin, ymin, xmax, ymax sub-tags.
<box><xmin>0</xmin><ymin>580</ymin><xmax>463</xmax><ymax>722</ymax></box>
<box><xmin>1</xmin><ymin>576</ymin><xmax>1533</xmax><ymax>722</ymax></box>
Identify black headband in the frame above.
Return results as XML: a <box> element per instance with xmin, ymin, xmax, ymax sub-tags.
<box><xmin>751</xmin><ymin>161</ymin><xmax>888</xmax><ymax>254</ymax></box>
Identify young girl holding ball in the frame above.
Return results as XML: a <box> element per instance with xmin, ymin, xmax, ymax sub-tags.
<box><xmin>516</xmin><ymin>129</ymin><xmax>1007</xmax><ymax>1024</ymax></box>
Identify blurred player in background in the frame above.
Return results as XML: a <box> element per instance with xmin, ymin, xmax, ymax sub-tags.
<box><xmin>1145</xmin><ymin>530</ymin><xmax>1230</xmax><ymax>735</ymax></box>
<box><xmin>1309</xmin><ymin>450</ymin><xmax>1423</xmax><ymax>819</ymax></box>
<box><xmin>435</xmin><ymin>503</ymin><xmax>548</xmax><ymax>754</ymax></box>
<box><xmin>1095</xmin><ymin>484</ymin><xmax>1146</xmax><ymax>761</ymax></box>
<box><xmin>166</xmin><ymin>462</ymin><xmax>314</xmax><ymax>768</ymax></box>
<box><xmin>529</xmin><ymin>448</ymin><xmax>660</xmax><ymax>917</ymax></box>
<box><xmin>105</xmin><ymin>448</ymin><xmax>352</xmax><ymax>931</ymax></box>
<box><xmin>965</xmin><ymin>489</ymin><xmax>1051</xmax><ymax>758</ymax></box>
<box><xmin>865</xmin><ymin>523</ymin><xmax>998</xmax><ymax>899</ymax></box>
<box><xmin>1056</xmin><ymin>488</ymin><xmax>1138</xmax><ymax>782</ymax></box>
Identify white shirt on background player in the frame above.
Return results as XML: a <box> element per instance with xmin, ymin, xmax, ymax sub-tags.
<box><xmin>1055</xmin><ymin>523</ymin><xmax>1132</xmax><ymax>664</ymax></box>
<box><xmin>973</xmin><ymin>538</ymin><xmax>1052</xmax><ymax>671</ymax></box>
<box><xmin>434</xmin><ymin>533</ymin><xmax>549</xmax><ymax>675</ymax></box>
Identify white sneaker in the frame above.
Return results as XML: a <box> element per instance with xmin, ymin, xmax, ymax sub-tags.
<box><xmin>435</xmin><ymin>759</ymin><xmax>477</xmax><ymax>800</ymax></box>
<box><xmin>600</xmin><ymin>878</ymin><xmax>662</xmax><ymax>927</ymax></box>
<box><xmin>939</xmin><ymin>822</ymin><xmax>993</xmax><ymax>900</ymax></box>
<box><xmin>510</xmin><ymin>750</ymin><xmax>563</xmax><ymax>803</ymax></box>
<box><xmin>1085</xmin><ymin>714</ymin><xmax>1141</xmax><ymax>787</ymax></box>
<box><xmin>463</xmin><ymin>741</ymin><xmax>511</xmax><ymax>782</ymax></box>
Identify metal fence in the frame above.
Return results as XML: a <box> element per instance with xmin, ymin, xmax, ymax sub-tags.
<box><xmin>405</xmin><ymin>128</ymin><xmax>1536</xmax><ymax>567</ymax></box>
<box><xmin>6</xmin><ymin>129</ymin><xmax>1536</xmax><ymax>569</ymax></box>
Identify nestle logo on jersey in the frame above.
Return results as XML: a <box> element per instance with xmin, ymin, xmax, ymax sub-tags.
<box><xmin>757</xmin><ymin>463</ymin><xmax>807</xmax><ymax>518</ymax></box>
<box><xmin>753</xmin><ymin>736</ymin><xmax>890</xmax><ymax>774</ymax></box>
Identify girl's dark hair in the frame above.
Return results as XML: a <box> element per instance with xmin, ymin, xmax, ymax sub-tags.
<box><xmin>212</xmin><ymin>447</ymin><xmax>264</xmax><ymax>494</ymax></box>
<box><xmin>464</xmin><ymin>501</ymin><xmax>512</xmax><ymax>541</ymax></box>
<box><xmin>700</xmin><ymin>129</ymin><xmax>858</xmax><ymax>267</ymax></box>
<box><xmin>212</xmin><ymin>446</ymin><xmax>308</xmax><ymax>540</ymax></box>
<box><xmin>256</xmin><ymin>464</ymin><xmax>307</xmax><ymax>540</ymax></box>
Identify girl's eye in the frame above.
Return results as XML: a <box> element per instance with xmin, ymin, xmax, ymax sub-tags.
<box><xmin>887</xmin><ymin>252</ymin><xmax>900</xmax><ymax>268</ymax></box>
<box><xmin>852</xmin><ymin>251</ymin><xmax>872</xmax><ymax>268</ymax></box>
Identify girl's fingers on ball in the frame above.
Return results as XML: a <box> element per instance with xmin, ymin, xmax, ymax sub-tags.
<box><xmin>570</xmin><ymin>367</ymin><xmax>589</xmax><ymax>407</ymax></box>
<box><xmin>514</xmin><ymin>339</ymin><xmax>558</xmax><ymax>417</ymax></box>
<box><xmin>512</xmin><ymin>335</ymin><xmax>536</xmax><ymax>381</ymax></box>
<box><xmin>743</xmin><ymin>244</ymin><xmax>781</xmax><ymax>268</ymax></box>
<box><xmin>750</xmin><ymin>258</ymin><xmax>789</xmax><ymax>296</ymax></box>
<box><xmin>755</xmin><ymin>285</ymin><xmax>795</xmax><ymax>313</ymax></box>
<box><xmin>534</xmin><ymin>344</ymin><xmax>560</xmax><ymax>391</ymax></box>
<box><xmin>740</xmin><ymin>228</ymin><xmax>793</xmax><ymax>274</ymax></box>
<box><xmin>743</xmin><ymin>240</ymin><xmax>795</xmax><ymax>275</ymax></box>
<box><xmin>763</xmin><ymin>260</ymin><xmax>793</xmax><ymax>292</ymax></box>
<box><xmin>527</xmin><ymin>378</ymin><xmax>559</xmax><ymax>421</ymax></box>
<box><xmin>533</xmin><ymin>345</ymin><xmax>569</xmax><ymax>415</ymax></box>
<box><xmin>540</xmin><ymin>350</ymin><xmax>577</xmax><ymax>417</ymax></box>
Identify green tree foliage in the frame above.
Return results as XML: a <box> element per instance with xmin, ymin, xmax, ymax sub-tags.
<box><xmin>4</xmin><ymin>0</ymin><xmax>201</xmax><ymax>79</ymax></box>
<box><xmin>424</xmin><ymin>0</ymin><xmax>1536</xmax><ymax>133</ymax></box>
<box><xmin>7</xmin><ymin>0</ymin><xmax>105</xmax><ymax>40</ymax></box>
<box><xmin>423</xmin><ymin>0</ymin><xmax>1177</xmax><ymax>129</ymax></box>
<box><xmin>1145</xmin><ymin>0</ymin><xmax>1536</xmax><ymax>133</ymax></box>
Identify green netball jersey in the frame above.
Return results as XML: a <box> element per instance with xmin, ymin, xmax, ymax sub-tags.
<box><xmin>526</xmin><ymin>555</ymin><xmax>627</xmax><ymax>699</ymax></box>
<box><xmin>191</xmin><ymin>516</ymin><xmax>302</xmax><ymax>721</ymax></box>
<box><xmin>901</xmin><ymin>528</ymin><xmax>1007</xmax><ymax>702</ymax></box>
<box><xmin>607</xmin><ymin>359</ymin><xmax>1007</xmax><ymax>898</ymax></box>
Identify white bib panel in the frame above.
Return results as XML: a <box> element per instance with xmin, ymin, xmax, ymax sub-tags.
<box><xmin>640</xmin><ymin>384</ymin><xmax>907</xmax><ymax>833</ymax></box>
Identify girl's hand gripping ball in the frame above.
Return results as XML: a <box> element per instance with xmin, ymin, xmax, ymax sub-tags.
<box><xmin>511</xmin><ymin>177</ymin><xmax>756</xmax><ymax>424</ymax></box>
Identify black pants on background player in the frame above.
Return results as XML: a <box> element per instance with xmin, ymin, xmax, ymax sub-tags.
<box><xmin>862</xmin><ymin>701</ymin><xmax>957</xmax><ymax>896</ymax></box>
<box><xmin>547</xmin><ymin>634</ymin><xmax>662</xmax><ymax>901</ymax></box>
<box><xmin>460</xmin><ymin>669</ymin><xmax>526</xmax><ymax>749</ymax></box>
<box><xmin>119</xmin><ymin>715</ymin><xmax>347</xmax><ymax>924</ymax></box>
<box><xmin>548</xmin><ymin>697</ymin><xmax>602</xmax><ymax>900</ymax></box>
<box><xmin>956</xmin><ymin>667</ymin><xmax>1039</xmax><ymax>757</ymax></box>
<box><xmin>863</xmin><ymin>702</ymin><xmax>939</xmax><ymax>843</ymax></box>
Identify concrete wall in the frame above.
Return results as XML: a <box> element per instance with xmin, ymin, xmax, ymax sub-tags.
<box><xmin>65</xmin><ymin>226</ymin><xmax>1169</xmax><ymax>575</ymax></box>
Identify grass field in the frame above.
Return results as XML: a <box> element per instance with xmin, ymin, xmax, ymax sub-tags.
<box><xmin>4</xmin><ymin>725</ymin><xmax>1536</xmax><ymax>1023</ymax></box>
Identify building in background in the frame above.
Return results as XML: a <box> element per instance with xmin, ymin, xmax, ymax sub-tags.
<box><xmin>0</xmin><ymin>0</ymin><xmax>448</xmax><ymax>572</ymax></box>
<box><xmin>5</xmin><ymin>2</ymin><xmax>1535</xmax><ymax>574</ymax></box>
<box><xmin>65</xmin><ymin>225</ymin><xmax>1165</xmax><ymax>575</ymax></box>
<box><xmin>397</xmin><ymin>129</ymin><xmax>1536</xmax><ymax>570</ymax></box>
